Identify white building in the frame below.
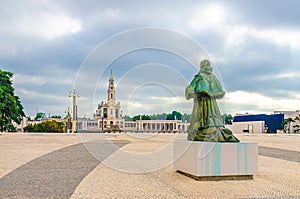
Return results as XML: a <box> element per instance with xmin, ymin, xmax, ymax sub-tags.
<box><xmin>228</xmin><ymin>121</ymin><xmax>265</xmax><ymax>134</ymax></box>
<box><xmin>94</xmin><ymin>71</ymin><xmax>125</xmax><ymax>130</ymax></box>
<box><xmin>229</xmin><ymin>111</ymin><xmax>300</xmax><ymax>134</ymax></box>
<box><xmin>76</xmin><ymin>119</ymin><xmax>98</xmax><ymax>131</ymax></box>
<box><xmin>124</xmin><ymin>120</ymin><xmax>189</xmax><ymax>133</ymax></box>
<box><xmin>274</xmin><ymin>110</ymin><xmax>300</xmax><ymax>133</ymax></box>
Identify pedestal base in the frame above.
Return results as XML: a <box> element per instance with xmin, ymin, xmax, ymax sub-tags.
<box><xmin>176</xmin><ymin>170</ymin><xmax>253</xmax><ymax>181</ymax></box>
<box><xmin>174</xmin><ymin>140</ymin><xmax>258</xmax><ymax>179</ymax></box>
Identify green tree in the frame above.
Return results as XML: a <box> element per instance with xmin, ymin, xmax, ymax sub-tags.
<box><xmin>35</xmin><ymin>112</ymin><xmax>46</xmax><ymax>120</ymax></box>
<box><xmin>166</xmin><ymin>111</ymin><xmax>182</xmax><ymax>120</ymax></box>
<box><xmin>132</xmin><ymin>115</ymin><xmax>151</xmax><ymax>121</ymax></box>
<box><xmin>292</xmin><ymin>115</ymin><xmax>300</xmax><ymax>133</ymax></box>
<box><xmin>123</xmin><ymin>115</ymin><xmax>132</xmax><ymax>121</ymax></box>
<box><xmin>0</xmin><ymin>69</ymin><xmax>25</xmax><ymax>132</ymax></box>
<box><xmin>152</xmin><ymin>113</ymin><xmax>167</xmax><ymax>120</ymax></box>
<box><xmin>282</xmin><ymin>118</ymin><xmax>294</xmax><ymax>134</ymax></box>
<box><xmin>222</xmin><ymin>114</ymin><xmax>233</xmax><ymax>125</ymax></box>
<box><xmin>24</xmin><ymin>120</ymin><xmax>64</xmax><ymax>133</ymax></box>
<box><xmin>182</xmin><ymin>113</ymin><xmax>191</xmax><ymax>123</ymax></box>
<box><xmin>51</xmin><ymin>115</ymin><xmax>62</xmax><ymax>119</ymax></box>
<box><xmin>129</xmin><ymin>111</ymin><xmax>184</xmax><ymax>121</ymax></box>
<box><xmin>132</xmin><ymin>115</ymin><xmax>140</xmax><ymax>121</ymax></box>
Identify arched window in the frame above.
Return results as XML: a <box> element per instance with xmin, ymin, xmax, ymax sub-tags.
<box><xmin>115</xmin><ymin>109</ymin><xmax>119</xmax><ymax>118</ymax></box>
<box><xmin>111</xmin><ymin>93</ymin><xmax>113</xmax><ymax>99</ymax></box>
<box><xmin>103</xmin><ymin>108</ymin><xmax>107</xmax><ymax>118</ymax></box>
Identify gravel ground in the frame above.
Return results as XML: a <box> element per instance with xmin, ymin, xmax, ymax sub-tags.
<box><xmin>0</xmin><ymin>133</ymin><xmax>299</xmax><ymax>199</ymax></box>
<box><xmin>259</xmin><ymin>146</ymin><xmax>300</xmax><ymax>162</ymax></box>
<box><xmin>72</xmin><ymin>133</ymin><xmax>300</xmax><ymax>199</ymax></box>
<box><xmin>0</xmin><ymin>133</ymin><xmax>81</xmax><ymax>178</ymax></box>
<box><xmin>0</xmin><ymin>134</ymin><xmax>127</xmax><ymax>198</ymax></box>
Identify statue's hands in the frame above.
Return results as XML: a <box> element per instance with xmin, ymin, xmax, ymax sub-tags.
<box><xmin>211</xmin><ymin>91</ymin><xmax>225</xmax><ymax>99</ymax></box>
<box><xmin>185</xmin><ymin>86</ymin><xmax>195</xmax><ymax>100</ymax></box>
<box><xmin>199</xmin><ymin>91</ymin><xmax>210</xmax><ymax>98</ymax></box>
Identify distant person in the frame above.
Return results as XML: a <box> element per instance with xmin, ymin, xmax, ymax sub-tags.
<box><xmin>185</xmin><ymin>59</ymin><xmax>239</xmax><ymax>142</ymax></box>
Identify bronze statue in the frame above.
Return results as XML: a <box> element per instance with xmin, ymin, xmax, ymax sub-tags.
<box><xmin>185</xmin><ymin>59</ymin><xmax>239</xmax><ymax>142</ymax></box>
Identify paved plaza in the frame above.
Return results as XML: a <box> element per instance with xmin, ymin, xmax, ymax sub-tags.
<box><xmin>0</xmin><ymin>133</ymin><xmax>299</xmax><ymax>198</ymax></box>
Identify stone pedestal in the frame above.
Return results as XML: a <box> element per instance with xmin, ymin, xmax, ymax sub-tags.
<box><xmin>174</xmin><ymin>140</ymin><xmax>258</xmax><ymax>180</ymax></box>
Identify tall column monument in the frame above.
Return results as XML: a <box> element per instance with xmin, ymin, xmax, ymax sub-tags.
<box><xmin>68</xmin><ymin>88</ymin><xmax>80</xmax><ymax>133</ymax></box>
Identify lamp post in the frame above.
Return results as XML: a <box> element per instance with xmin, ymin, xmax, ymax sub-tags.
<box><xmin>68</xmin><ymin>88</ymin><xmax>80</xmax><ymax>133</ymax></box>
<box><xmin>65</xmin><ymin>106</ymin><xmax>72</xmax><ymax>133</ymax></box>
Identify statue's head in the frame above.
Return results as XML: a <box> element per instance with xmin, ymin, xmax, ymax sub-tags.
<box><xmin>200</xmin><ymin>59</ymin><xmax>213</xmax><ymax>74</ymax></box>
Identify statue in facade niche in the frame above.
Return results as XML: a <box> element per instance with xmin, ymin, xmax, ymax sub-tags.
<box><xmin>185</xmin><ymin>59</ymin><xmax>239</xmax><ymax>142</ymax></box>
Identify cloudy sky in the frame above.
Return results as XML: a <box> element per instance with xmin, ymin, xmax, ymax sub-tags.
<box><xmin>1</xmin><ymin>0</ymin><xmax>300</xmax><ymax>118</ymax></box>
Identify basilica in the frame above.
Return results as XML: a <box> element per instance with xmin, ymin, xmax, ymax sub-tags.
<box><xmin>94</xmin><ymin>71</ymin><xmax>125</xmax><ymax>129</ymax></box>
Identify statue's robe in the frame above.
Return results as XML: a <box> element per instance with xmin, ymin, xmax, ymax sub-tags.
<box><xmin>185</xmin><ymin>72</ymin><xmax>239</xmax><ymax>142</ymax></box>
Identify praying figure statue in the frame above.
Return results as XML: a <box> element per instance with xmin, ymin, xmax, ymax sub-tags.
<box><xmin>185</xmin><ymin>59</ymin><xmax>239</xmax><ymax>142</ymax></box>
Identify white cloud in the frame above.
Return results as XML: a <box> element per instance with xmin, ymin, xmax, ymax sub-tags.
<box><xmin>17</xmin><ymin>88</ymin><xmax>65</xmax><ymax>101</ymax></box>
<box><xmin>225</xmin><ymin>25</ymin><xmax>300</xmax><ymax>49</ymax></box>
<box><xmin>188</xmin><ymin>3</ymin><xmax>226</xmax><ymax>31</ymax></box>
<box><xmin>150</xmin><ymin>96</ymin><xmax>181</xmax><ymax>104</ymax></box>
<box><xmin>224</xmin><ymin>90</ymin><xmax>300</xmax><ymax>114</ymax></box>
<box><xmin>1</xmin><ymin>2</ymin><xmax>82</xmax><ymax>40</ymax></box>
<box><xmin>15</xmin><ymin>87</ymin><xmax>73</xmax><ymax>116</ymax></box>
<box><xmin>259</xmin><ymin>72</ymin><xmax>300</xmax><ymax>80</ymax></box>
<box><xmin>104</xmin><ymin>8</ymin><xmax>120</xmax><ymax>18</ymax></box>
<box><xmin>260</xmin><ymin>29</ymin><xmax>300</xmax><ymax>49</ymax></box>
<box><xmin>126</xmin><ymin>101</ymin><xmax>145</xmax><ymax>109</ymax></box>
<box><xmin>187</xmin><ymin>3</ymin><xmax>300</xmax><ymax>49</ymax></box>
<box><xmin>225</xmin><ymin>25</ymin><xmax>254</xmax><ymax>45</ymax></box>
<box><xmin>119</xmin><ymin>95</ymin><xmax>189</xmax><ymax>116</ymax></box>
<box><xmin>0</xmin><ymin>45</ymin><xmax>17</xmax><ymax>57</ymax></box>
<box><xmin>13</xmin><ymin>73</ymin><xmax>73</xmax><ymax>86</ymax></box>
<box><xmin>225</xmin><ymin>90</ymin><xmax>274</xmax><ymax>106</ymax></box>
<box><xmin>18</xmin><ymin>13</ymin><xmax>82</xmax><ymax>40</ymax></box>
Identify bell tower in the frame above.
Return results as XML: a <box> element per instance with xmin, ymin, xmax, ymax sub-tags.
<box><xmin>95</xmin><ymin>69</ymin><xmax>124</xmax><ymax>130</ymax></box>
<box><xmin>107</xmin><ymin>70</ymin><xmax>115</xmax><ymax>105</ymax></box>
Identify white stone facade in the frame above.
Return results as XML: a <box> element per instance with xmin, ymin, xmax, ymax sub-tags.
<box><xmin>174</xmin><ymin>140</ymin><xmax>258</xmax><ymax>177</ymax></box>
<box><xmin>94</xmin><ymin>72</ymin><xmax>125</xmax><ymax>129</ymax></box>
<box><xmin>124</xmin><ymin>120</ymin><xmax>189</xmax><ymax>133</ymax></box>
<box><xmin>228</xmin><ymin>121</ymin><xmax>265</xmax><ymax>134</ymax></box>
